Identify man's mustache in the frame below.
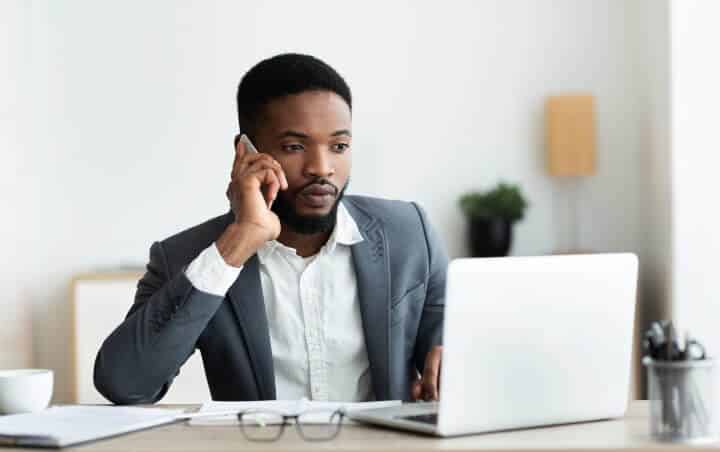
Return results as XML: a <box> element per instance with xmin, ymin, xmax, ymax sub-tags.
<box><xmin>297</xmin><ymin>179</ymin><xmax>338</xmax><ymax>196</ymax></box>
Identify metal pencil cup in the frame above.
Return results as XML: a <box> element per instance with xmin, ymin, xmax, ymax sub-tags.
<box><xmin>644</xmin><ymin>357</ymin><xmax>716</xmax><ymax>443</ymax></box>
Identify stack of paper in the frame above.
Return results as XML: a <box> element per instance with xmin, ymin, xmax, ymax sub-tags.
<box><xmin>184</xmin><ymin>399</ymin><xmax>402</xmax><ymax>425</ymax></box>
<box><xmin>0</xmin><ymin>406</ymin><xmax>184</xmax><ymax>448</ymax></box>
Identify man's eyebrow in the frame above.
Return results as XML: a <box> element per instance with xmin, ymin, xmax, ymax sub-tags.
<box><xmin>276</xmin><ymin>129</ymin><xmax>352</xmax><ymax>139</ymax></box>
<box><xmin>277</xmin><ymin>130</ymin><xmax>310</xmax><ymax>139</ymax></box>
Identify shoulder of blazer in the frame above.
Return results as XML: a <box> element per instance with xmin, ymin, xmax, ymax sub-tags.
<box><xmin>343</xmin><ymin>195</ymin><xmax>423</xmax><ymax>229</ymax></box>
<box><xmin>343</xmin><ymin>195</ymin><xmax>428</xmax><ymax>253</ymax></box>
<box><xmin>157</xmin><ymin>211</ymin><xmax>235</xmax><ymax>276</ymax></box>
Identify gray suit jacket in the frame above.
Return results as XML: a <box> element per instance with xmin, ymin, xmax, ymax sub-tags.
<box><xmin>94</xmin><ymin>195</ymin><xmax>448</xmax><ymax>404</ymax></box>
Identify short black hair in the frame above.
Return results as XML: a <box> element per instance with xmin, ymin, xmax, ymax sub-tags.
<box><xmin>236</xmin><ymin>53</ymin><xmax>352</xmax><ymax>138</ymax></box>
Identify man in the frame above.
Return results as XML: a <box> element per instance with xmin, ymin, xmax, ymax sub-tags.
<box><xmin>94</xmin><ymin>53</ymin><xmax>447</xmax><ymax>404</ymax></box>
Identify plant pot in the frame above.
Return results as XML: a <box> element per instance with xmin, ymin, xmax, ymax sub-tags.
<box><xmin>469</xmin><ymin>217</ymin><xmax>513</xmax><ymax>257</ymax></box>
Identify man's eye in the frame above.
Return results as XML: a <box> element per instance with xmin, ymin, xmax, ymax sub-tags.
<box><xmin>282</xmin><ymin>144</ymin><xmax>304</xmax><ymax>152</ymax></box>
<box><xmin>332</xmin><ymin>143</ymin><xmax>350</xmax><ymax>152</ymax></box>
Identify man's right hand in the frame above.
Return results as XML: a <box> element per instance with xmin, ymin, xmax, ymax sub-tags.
<box><xmin>216</xmin><ymin>138</ymin><xmax>288</xmax><ymax>267</ymax></box>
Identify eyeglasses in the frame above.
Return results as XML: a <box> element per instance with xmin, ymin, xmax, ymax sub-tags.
<box><xmin>236</xmin><ymin>409</ymin><xmax>345</xmax><ymax>442</ymax></box>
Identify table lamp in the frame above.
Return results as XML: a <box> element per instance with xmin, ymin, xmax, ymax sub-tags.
<box><xmin>545</xmin><ymin>94</ymin><xmax>596</xmax><ymax>253</ymax></box>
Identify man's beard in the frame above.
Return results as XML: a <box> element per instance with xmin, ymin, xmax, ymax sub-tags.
<box><xmin>271</xmin><ymin>180</ymin><xmax>349</xmax><ymax>235</ymax></box>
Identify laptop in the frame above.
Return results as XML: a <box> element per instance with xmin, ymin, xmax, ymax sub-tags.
<box><xmin>349</xmin><ymin>253</ymin><xmax>638</xmax><ymax>436</ymax></box>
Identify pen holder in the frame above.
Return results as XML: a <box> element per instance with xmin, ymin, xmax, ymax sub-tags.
<box><xmin>644</xmin><ymin>357</ymin><xmax>716</xmax><ymax>443</ymax></box>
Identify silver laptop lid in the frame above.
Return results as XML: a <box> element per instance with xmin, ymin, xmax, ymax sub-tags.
<box><xmin>437</xmin><ymin>254</ymin><xmax>638</xmax><ymax>436</ymax></box>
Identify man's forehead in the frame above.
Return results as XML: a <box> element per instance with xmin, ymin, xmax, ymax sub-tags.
<box><xmin>261</xmin><ymin>91</ymin><xmax>351</xmax><ymax>135</ymax></box>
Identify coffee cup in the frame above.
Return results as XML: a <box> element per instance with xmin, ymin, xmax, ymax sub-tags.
<box><xmin>0</xmin><ymin>369</ymin><xmax>53</xmax><ymax>415</ymax></box>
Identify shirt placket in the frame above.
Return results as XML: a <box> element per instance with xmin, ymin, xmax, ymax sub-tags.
<box><xmin>299</xmin><ymin>258</ymin><xmax>328</xmax><ymax>400</ymax></box>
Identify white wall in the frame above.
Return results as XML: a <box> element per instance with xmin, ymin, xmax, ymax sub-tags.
<box><xmin>11</xmin><ymin>0</ymin><xmax>644</xmax><ymax>402</ymax></box>
<box><xmin>0</xmin><ymin>1</ymin><xmax>33</xmax><ymax>369</ymax></box>
<box><xmin>630</xmin><ymin>0</ymin><xmax>673</xmax><ymax>398</ymax></box>
<box><xmin>636</xmin><ymin>0</ymin><xmax>672</xmax><ymax>340</ymax></box>
<box><xmin>634</xmin><ymin>0</ymin><xmax>720</xmax><ymax>397</ymax></box>
<box><xmin>669</xmin><ymin>0</ymin><xmax>720</xmax><ymax>382</ymax></box>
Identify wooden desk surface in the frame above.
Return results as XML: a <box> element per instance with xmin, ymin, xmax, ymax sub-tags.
<box><xmin>6</xmin><ymin>401</ymin><xmax>719</xmax><ymax>452</ymax></box>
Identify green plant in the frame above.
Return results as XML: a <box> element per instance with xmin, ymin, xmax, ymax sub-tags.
<box><xmin>459</xmin><ymin>182</ymin><xmax>528</xmax><ymax>223</ymax></box>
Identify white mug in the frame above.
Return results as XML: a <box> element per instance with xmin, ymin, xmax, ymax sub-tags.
<box><xmin>0</xmin><ymin>369</ymin><xmax>53</xmax><ymax>415</ymax></box>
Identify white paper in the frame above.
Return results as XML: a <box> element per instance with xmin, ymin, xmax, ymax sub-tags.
<box><xmin>0</xmin><ymin>405</ymin><xmax>184</xmax><ymax>447</ymax></box>
<box><xmin>185</xmin><ymin>399</ymin><xmax>402</xmax><ymax>426</ymax></box>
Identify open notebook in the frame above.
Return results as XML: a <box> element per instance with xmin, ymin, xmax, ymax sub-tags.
<box><xmin>185</xmin><ymin>399</ymin><xmax>402</xmax><ymax>425</ymax></box>
<box><xmin>0</xmin><ymin>406</ymin><xmax>183</xmax><ymax>448</ymax></box>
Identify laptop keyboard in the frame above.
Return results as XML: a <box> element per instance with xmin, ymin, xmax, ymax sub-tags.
<box><xmin>397</xmin><ymin>413</ymin><xmax>438</xmax><ymax>424</ymax></box>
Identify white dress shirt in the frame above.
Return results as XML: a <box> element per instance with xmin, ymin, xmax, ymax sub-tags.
<box><xmin>185</xmin><ymin>202</ymin><xmax>374</xmax><ymax>401</ymax></box>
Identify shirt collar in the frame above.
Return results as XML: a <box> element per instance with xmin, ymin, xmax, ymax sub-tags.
<box><xmin>256</xmin><ymin>201</ymin><xmax>364</xmax><ymax>263</ymax></box>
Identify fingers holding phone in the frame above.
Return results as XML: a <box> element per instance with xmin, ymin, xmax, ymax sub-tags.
<box><xmin>231</xmin><ymin>134</ymin><xmax>288</xmax><ymax>208</ymax></box>
<box><xmin>217</xmin><ymin>135</ymin><xmax>289</xmax><ymax>267</ymax></box>
<box><xmin>225</xmin><ymin>135</ymin><xmax>288</xmax><ymax>244</ymax></box>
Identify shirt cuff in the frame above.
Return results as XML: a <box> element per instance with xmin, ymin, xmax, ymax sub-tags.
<box><xmin>185</xmin><ymin>243</ymin><xmax>243</xmax><ymax>296</ymax></box>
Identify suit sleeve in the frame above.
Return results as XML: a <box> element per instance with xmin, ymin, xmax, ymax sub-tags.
<box><xmin>93</xmin><ymin>241</ymin><xmax>226</xmax><ymax>404</ymax></box>
<box><xmin>411</xmin><ymin>203</ymin><xmax>448</xmax><ymax>373</ymax></box>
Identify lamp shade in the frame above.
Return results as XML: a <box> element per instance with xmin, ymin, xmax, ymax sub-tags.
<box><xmin>545</xmin><ymin>94</ymin><xmax>596</xmax><ymax>176</ymax></box>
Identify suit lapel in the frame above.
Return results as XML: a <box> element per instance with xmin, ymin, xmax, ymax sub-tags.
<box><xmin>346</xmin><ymin>201</ymin><xmax>392</xmax><ymax>400</ymax></box>
<box><xmin>226</xmin><ymin>255</ymin><xmax>276</xmax><ymax>400</ymax></box>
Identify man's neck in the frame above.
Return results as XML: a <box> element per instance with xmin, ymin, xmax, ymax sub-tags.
<box><xmin>276</xmin><ymin>226</ymin><xmax>333</xmax><ymax>258</ymax></box>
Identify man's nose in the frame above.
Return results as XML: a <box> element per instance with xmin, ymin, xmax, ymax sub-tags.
<box><xmin>303</xmin><ymin>147</ymin><xmax>335</xmax><ymax>178</ymax></box>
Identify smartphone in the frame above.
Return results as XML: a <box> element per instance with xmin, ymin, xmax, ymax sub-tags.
<box><xmin>238</xmin><ymin>133</ymin><xmax>259</xmax><ymax>154</ymax></box>
<box><xmin>237</xmin><ymin>133</ymin><xmax>274</xmax><ymax>209</ymax></box>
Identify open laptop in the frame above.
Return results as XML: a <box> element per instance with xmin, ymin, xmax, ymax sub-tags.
<box><xmin>349</xmin><ymin>253</ymin><xmax>638</xmax><ymax>436</ymax></box>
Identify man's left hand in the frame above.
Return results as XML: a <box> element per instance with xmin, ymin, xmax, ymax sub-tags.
<box><xmin>411</xmin><ymin>345</ymin><xmax>443</xmax><ymax>401</ymax></box>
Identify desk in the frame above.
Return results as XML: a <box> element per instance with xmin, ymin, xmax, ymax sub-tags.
<box><xmin>4</xmin><ymin>401</ymin><xmax>718</xmax><ymax>451</ymax></box>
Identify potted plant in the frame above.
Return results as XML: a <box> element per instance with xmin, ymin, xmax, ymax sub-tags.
<box><xmin>459</xmin><ymin>182</ymin><xmax>528</xmax><ymax>257</ymax></box>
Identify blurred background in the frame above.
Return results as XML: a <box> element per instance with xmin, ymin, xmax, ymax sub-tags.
<box><xmin>1</xmin><ymin>0</ymin><xmax>718</xmax><ymax>403</ymax></box>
